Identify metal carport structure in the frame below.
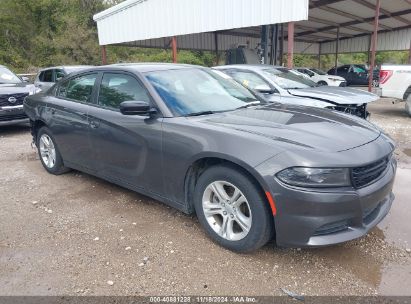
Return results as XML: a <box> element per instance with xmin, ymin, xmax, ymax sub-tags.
<box><xmin>93</xmin><ymin>0</ymin><xmax>411</xmax><ymax>91</ymax></box>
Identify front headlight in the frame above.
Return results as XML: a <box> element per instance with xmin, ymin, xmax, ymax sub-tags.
<box><xmin>276</xmin><ymin>167</ymin><xmax>351</xmax><ymax>188</ymax></box>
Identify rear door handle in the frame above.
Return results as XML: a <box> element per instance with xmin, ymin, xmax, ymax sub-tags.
<box><xmin>89</xmin><ymin>120</ymin><xmax>100</xmax><ymax>129</ymax></box>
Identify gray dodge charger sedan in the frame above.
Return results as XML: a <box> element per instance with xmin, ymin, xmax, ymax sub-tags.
<box><xmin>24</xmin><ymin>63</ymin><xmax>396</xmax><ymax>252</ymax></box>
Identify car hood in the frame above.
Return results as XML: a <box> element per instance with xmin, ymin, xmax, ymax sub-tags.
<box><xmin>196</xmin><ymin>104</ymin><xmax>381</xmax><ymax>153</ymax></box>
<box><xmin>287</xmin><ymin>86</ymin><xmax>378</xmax><ymax>105</ymax></box>
<box><xmin>0</xmin><ymin>82</ymin><xmax>36</xmax><ymax>94</ymax></box>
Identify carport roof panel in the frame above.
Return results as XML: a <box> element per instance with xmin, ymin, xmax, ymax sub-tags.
<box><xmin>93</xmin><ymin>0</ymin><xmax>309</xmax><ymax>46</ymax></box>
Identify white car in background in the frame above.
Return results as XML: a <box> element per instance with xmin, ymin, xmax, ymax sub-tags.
<box><xmin>214</xmin><ymin>64</ymin><xmax>378</xmax><ymax>119</ymax></box>
<box><xmin>296</xmin><ymin>67</ymin><xmax>347</xmax><ymax>87</ymax></box>
<box><xmin>378</xmin><ymin>64</ymin><xmax>411</xmax><ymax>116</ymax></box>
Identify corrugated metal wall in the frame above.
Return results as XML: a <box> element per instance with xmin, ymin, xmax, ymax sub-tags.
<box><xmin>321</xmin><ymin>28</ymin><xmax>411</xmax><ymax>54</ymax></box>
<box><xmin>94</xmin><ymin>0</ymin><xmax>309</xmax><ymax>46</ymax></box>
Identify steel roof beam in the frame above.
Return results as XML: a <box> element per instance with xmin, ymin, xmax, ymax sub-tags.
<box><xmin>308</xmin><ymin>16</ymin><xmax>370</xmax><ymax>32</ymax></box>
<box><xmin>294</xmin><ymin>8</ymin><xmax>411</xmax><ymax>38</ymax></box>
<box><xmin>319</xmin><ymin>5</ymin><xmax>392</xmax><ymax>30</ymax></box>
<box><xmin>320</xmin><ymin>24</ymin><xmax>411</xmax><ymax>43</ymax></box>
<box><xmin>352</xmin><ymin>0</ymin><xmax>411</xmax><ymax>25</ymax></box>
<box><xmin>309</xmin><ymin>0</ymin><xmax>346</xmax><ymax>9</ymax></box>
<box><xmin>296</xmin><ymin>24</ymin><xmax>354</xmax><ymax>37</ymax></box>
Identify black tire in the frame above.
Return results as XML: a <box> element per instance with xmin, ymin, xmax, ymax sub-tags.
<box><xmin>406</xmin><ymin>94</ymin><xmax>411</xmax><ymax>117</ymax></box>
<box><xmin>317</xmin><ymin>81</ymin><xmax>328</xmax><ymax>86</ymax></box>
<box><xmin>36</xmin><ymin>126</ymin><xmax>70</xmax><ymax>175</ymax></box>
<box><xmin>193</xmin><ymin>164</ymin><xmax>274</xmax><ymax>253</ymax></box>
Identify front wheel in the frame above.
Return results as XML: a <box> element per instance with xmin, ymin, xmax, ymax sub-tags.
<box><xmin>406</xmin><ymin>95</ymin><xmax>411</xmax><ymax>117</ymax></box>
<box><xmin>193</xmin><ymin>165</ymin><xmax>274</xmax><ymax>253</ymax></box>
<box><xmin>37</xmin><ymin>127</ymin><xmax>70</xmax><ymax>175</ymax></box>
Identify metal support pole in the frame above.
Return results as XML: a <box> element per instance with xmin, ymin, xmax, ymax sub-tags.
<box><xmin>101</xmin><ymin>46</ymin><xmax>107</xmax><ymax>65</ymax></box>
<box><xmin>368</xmin><ymin>0</ymin><xmax>380</xmax><ymax>92</ymax></box>
<box><xmin>287</xmin><ymin>22</ymin><xmax>294</xmax><ymax>69</ymax></box>
<box><xmin>318</xmin><ymin>43</ymin><xmax>322</xmax><ymax>69</ymax></box>
<box><xmin>214</xmin><ymin>32</ymin><xmax>219</xmax><ymax>65</ymax></box>
<box><xmin>261</xmin><ymin>25</ymin><xmax>269</xmax><ymax>64</ymax></box>
<box><xmin>273</xmin><ymin>24</ymin><xmax>279</xmax><ymax>65</ymax></box>
<box><xmin>280</xmin><ymin>24</ymin><xmax>284</xmax><ymax>66</ymax></box>
<box><xmin>172</xmin><ymin>36</ymin><xmax>178</xmax><ymax>63</ymax></box>
<box><xmin>367</xmin><ymin>34</ymin><xmax>372</xmax><ymax>65</ymax></box>
<box><xmin>334</xmin><ymin>27</ymin><xmax>340</xmax><ymax>75</ymax></box>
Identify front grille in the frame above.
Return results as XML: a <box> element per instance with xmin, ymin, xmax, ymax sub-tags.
<box><xmin>0</xmin><ymin>93</ymin><xmax>29</xmax><ymax>107</ymax></box>
<box><xmin>313</xmin><ymin>220</ymin><xmax>349</xmax><ymax>236</ymax></box>
<box><xmin>352</xmin><ymin>156</ymin><xmax>390</xmax><ymax>188</ymax></box>
<box><xmin>334</xmin><ymin>103</ymin><xmax>367</xmax><ymax>118</ymax></box>
<box><xmin>0</xmin><ymin>113</ymin><xmax>27</xmax><ymax>122</ymax></box>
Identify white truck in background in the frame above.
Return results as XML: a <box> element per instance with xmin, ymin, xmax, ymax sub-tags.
<box><xmin>379</xmin><ymin>64</ymin><xmax>411</xmax><ymax>116</ymax></box>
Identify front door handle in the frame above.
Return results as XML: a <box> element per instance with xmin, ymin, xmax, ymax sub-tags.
<box><xmin>89</xmin><ymin>120</ymin><xmax>100</xmax><ymax>129</ymax></box>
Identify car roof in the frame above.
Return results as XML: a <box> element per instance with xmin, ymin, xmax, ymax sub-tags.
<box><xmin>107</xmin><ymin>62</ymin><xmax>203</xmax><ymax>73</ymax></box>
<box><xmin>214</xmin><ymin>64</ymin><xmax>284</xmax><ymax>71</ymax></box>
<box><xmin>60</xmin><ymin>63</ymin><xmax>206</xmax><ymax>77</ymax></box>
<box><xmin>38</xmin><ymin>65</ymin><xmax>94</xmax><ymax>71</ymax></box>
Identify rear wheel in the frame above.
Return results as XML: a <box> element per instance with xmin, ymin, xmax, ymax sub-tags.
<box><xmin>317</xmin><ymin>81</ymin><xmax>328</xmax><ymax>86</ymax></box>
<box><xmin>37</xmin><ymin>127</ymin><xmax>70</xmax><ymax>175</ymax></box>
<box><xmin>193</xmin><ymin>165</ymin><xmax>274</xmax><ymax>252</ymax></box>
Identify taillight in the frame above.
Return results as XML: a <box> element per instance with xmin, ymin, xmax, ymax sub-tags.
<box><xmin>379</xmin><ymin>70</ymin><xmax>393</xmax><ymax>84</ymax></box>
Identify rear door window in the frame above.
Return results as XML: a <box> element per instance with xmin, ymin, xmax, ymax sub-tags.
<box><xmin>43</xmin><ymin>70</ymin><xmax>53</xmax><ymax>82</ymax></box>
<box><xmin>98</xmin><ymin>73</ymin><xmax>151</xmax><ymax>110</ymax></box>
<box><xmin>57</xmin><ymin>73</ymin><xmax>97</xmax><ymax>103</ymax></box>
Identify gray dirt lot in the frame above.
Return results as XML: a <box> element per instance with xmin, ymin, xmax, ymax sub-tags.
<box><xmin>0</xmin><ymin>98</ymin><xmax>410</xmax><ymax>296</ymax></box>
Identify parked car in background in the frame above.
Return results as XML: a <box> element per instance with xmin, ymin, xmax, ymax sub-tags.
<box><xmin>0</xmin><ymin>65</ymin><xmax>39</xmax><ymax>126</ymax></box>
<box><xmin>214</xmin><ymin>64</ymin><xmax>378</xmax><ymax>119</ymax></box>
<box><xmin>34</xmin><ymin>65</ymin><xmax>93</xmax><ymax>92</ymax></box>
<box><xmin>378</xmin><ymin>64</ymin><xmax>411</xmax><ymax>116</ymax></box>
<box><xmin>328</xmin><ymin>64</ymin><xmax>379</xmax><ymax>87</ymax></box>
<box><xmin>296</xmin><ymin>67</ymin><xmax>347</xmax><ymax>87</ymax></box>
<box><xmin>24</xmin><ymin>63</ymin><xmax>396</xmax><ymax>252</ymax></box>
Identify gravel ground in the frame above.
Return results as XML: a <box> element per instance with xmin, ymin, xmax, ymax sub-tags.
<box><xmin>0</xmin><ymin>98</ymin><xmax>410</xmax><ymax>296</ymax></box>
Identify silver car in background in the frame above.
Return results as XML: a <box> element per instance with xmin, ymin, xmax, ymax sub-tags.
<box><xmin>34</xmin><ymin>65</ymin><xmax>93</xmax><ymax>92</ymax></box>
<box><xmin>214</xmin><ymin>64</ymin><xmax>378</xmax><ymax>119</ymax></box>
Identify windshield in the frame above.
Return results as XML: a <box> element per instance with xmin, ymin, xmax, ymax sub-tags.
<box><xmin>310</xmin><ymin>68</ymin><xmax>327</xmax><ymax>75</ymax></box>
<box><xmin>145</xmin><ymin>68</ymin><xmax>259</xmax><ymax>116</ymax></box>
<box><xmin>0</xmin><ymin>67</ymin><xmax>22</xmax><ymax>84</ymax></box>
<box><xmin>262</xmin><ymin>68</ymin><xmax>317</xmax><ymax>89</ymax></box>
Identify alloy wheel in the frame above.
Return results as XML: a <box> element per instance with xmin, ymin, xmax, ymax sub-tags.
<box><xmin>39</xmin><ymin>134</ymin><xmax>56</xmax><ymax>169</ymax></box>
<box><xmin>202</xmin><ymin>181</ymin><xmax>252</xmax><ymax>241</ymax></box>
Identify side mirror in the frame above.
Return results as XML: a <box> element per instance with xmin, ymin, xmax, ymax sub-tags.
<box><xmin>255</xmin><ymin>84</ymin><xmax>275</xmax><ymax>94</ymax></box>
<box><xmin>21</xmin><ymin>76</ymin><xmax>29</xmax><ymax>82</ymax></box>
<box><xmin>119</xmin><ymin>101</ymin><xmax>156</xmax><ymax>116</ymax></box>
<box><xmin>56</xmin><ymin>76</ymin><xmax>64</xmax><ymax>82</ymax></box>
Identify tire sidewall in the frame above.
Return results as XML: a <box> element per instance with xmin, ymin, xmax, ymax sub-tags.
<box><xmin>406</xmin><ymin>95</ymin><xmax>411</xmax><ymax>117</ymax></box>
<box><xmin>193</xmin><ymin>165</ymin><xmax>273</xmax><ymax>253</ymax></box>
<box><xmin>37</xmin><ymin>127</ymin><xmax>65</xmax><ymax>174</ymax></box>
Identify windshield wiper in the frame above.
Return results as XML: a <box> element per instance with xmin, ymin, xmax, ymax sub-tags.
<box><xmin>184</xmin><ymin>110</ymin><xmax>216</xmax><ymax>117</ymax></box>
<box><xmin>235</xmin><ymin>101</ymin><xmax>261</xmax><ymax>110</ymax></box>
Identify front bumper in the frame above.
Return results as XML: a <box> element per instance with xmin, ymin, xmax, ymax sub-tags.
<box><xmin>260</xmin><ymin>154</ymin><xmax>396</xmax><ymax>248</ymax></box>
<box><xmin>0</xmin><ymin>105</ymin><xmax>29</xmax><ymax>126</ymax></box>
